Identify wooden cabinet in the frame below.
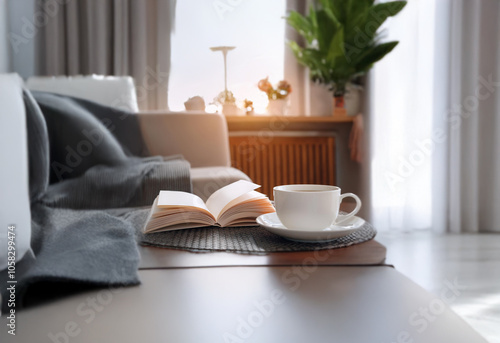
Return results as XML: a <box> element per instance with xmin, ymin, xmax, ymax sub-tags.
<box><xmin>226</xmin><ymin>116</ymin><xmax>353</xmax><ymax>199</ymax></box>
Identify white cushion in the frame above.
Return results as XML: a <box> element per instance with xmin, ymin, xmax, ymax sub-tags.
<box><xmin>26</xmin><ymin>75</ymin><xmax>139</xmax><ymax>112</ymax></box>
<box><xmin>191</xmin><ymin>167</ymin><xmax>252</xmax><ymax>201</ymax></box>
<box><xmin>0</xmin><ymin>73</ymin><xmax>32</xmax><ymax>270</ymax></box>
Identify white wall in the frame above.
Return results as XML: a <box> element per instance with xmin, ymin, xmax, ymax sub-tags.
<box><xmin>0</xmin><ymin>0</ymin><xmax>11</xmax><ymax>72</ymax></box>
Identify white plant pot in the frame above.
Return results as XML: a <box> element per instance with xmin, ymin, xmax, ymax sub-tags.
<box><xmin>344</xmin><ymin>84</ymin><xmax>362</xmax><ymax>116</ymax></box>
<box><xmin>267</xmin><ymin>98</ymin><xmax>290</xmax><ymax>116</ymax></box>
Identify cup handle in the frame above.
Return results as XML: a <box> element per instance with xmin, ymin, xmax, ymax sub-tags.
<box><xmin>336</xmin><ymin>193</ymin><xmax>362</xmax><ymax>225</ymax></box>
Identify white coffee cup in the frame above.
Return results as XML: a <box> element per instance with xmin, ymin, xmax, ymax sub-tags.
<box><xmin>273</xmin><ymin>185</ymin><xmax>362</xmax><ymax>231</ymax></box>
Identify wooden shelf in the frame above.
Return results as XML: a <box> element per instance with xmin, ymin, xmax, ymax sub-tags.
<box><xmin>226</xmin><ymin>115</ymin><xmax>354</xmax><ymax>132</ymax></box>
<box><xmin>226</xmin><ymin>115</ymin><xmax>354</xmax><ymax>123</ymax></box>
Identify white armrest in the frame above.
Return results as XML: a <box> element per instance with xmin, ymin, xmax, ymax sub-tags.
<box><xmin>138</xmin><ymin>111</ymin><xmax>231</xmax><ymax>168</ymax></box>
<box><xmin>0</xmin><ymin>73</ymin><xmax>32</xmax><ymax>270</ymax></box>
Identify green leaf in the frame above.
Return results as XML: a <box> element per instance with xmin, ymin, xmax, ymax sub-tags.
<box><xmin>329</xmin><ymin>0</ymin><xmax>347</xmax><ymax>24</ymax></box>
<box><xmin>308</xmin><ymin>3</ymin><xmax>318</xmax><ymax>35</ymax></box>
<box><xmin>286</xmin><ymin>11</ymin><xmax>314</xmax><ymax>44</ymax></box>
<box><xmin>327</xmin><ymin>27</ymin><xmax>345</xmax><ymax>61</ymax></box>
<box><xmin>355</xmin><ymin>41</ymin><xmax>399</xmax><ymax>72</ymax></box>
<box><xmin>285</xmin><ymin>0</ymin><xmax>405</xmax><ymax>89</ymax></box>
<box><xmin>343</xmin><ymin>0</ymin><xmax>372</xmax><ymax>42</ymax></box>
<box><xmin>322</xmin><ymin>6</ymin><xmax>341</xmax><ymax>27</ymax></box>
<box><xmin>288</xmin><ymin>41</ymin><xmax>302</xmax><ymax>56</ymax></box>
<box><xmin>302</xmin><ymin>48</ymin><xmax>330</xmax><ymax>79</ymax></box>
<box><xmin>315</xmin><ymin>9</ymin><xmax>341</xmax><ymax>52</ymax></box>
<box><xmin>365</xmin><ymin>1</ymin><xmax>407</xmax><ymax>38</ymax></box>
<box><xmin>318</xmin><ymin>0</ymin><xmax>332</xmax><ymax>11</ymax></box>
<box><xmin>372</xmin><ymin>1</ymin><xmax>407</xmax><ymax>17</ymax></box>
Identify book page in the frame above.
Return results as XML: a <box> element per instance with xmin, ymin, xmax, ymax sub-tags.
<box><xmin>216</xmin><ymin>191</ymin><xmax>276</xmax><ymax>227</ymax></box>
<box><xmin>158</xmin><ymin>190</ymin><xmax>210</xmax><ymax>212</ymax></box>
<box><xmin>205</xmin><ymin>180</ymin><xmax>261</xmax><ymax>220</ymax></box>
<box><xmin>219</xmin><ymin>191</ymin><xmax>265</xmax><ymax>215</ymax></box>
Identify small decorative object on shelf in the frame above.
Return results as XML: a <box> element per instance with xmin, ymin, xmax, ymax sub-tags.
<box><xmin>214</xmin><ymin>90</ymin><xmax>240</xmax><ymax>116</ymax></box>
<box><xmin>286</xmin><ymin>0</ymin><xmax>406</xmax><ymax>116</ymax></box>
<box><xmin>258</xmin><ymin>77</ymin><xmax>292</xmax><ymax>116</ymax></box>
<box><xmin>184</xmin><ymin>96</ymin><xmax>205</xmax><ymax>111</ymax></box>
<box><xmin>244</xmin><ymin>99</ymin><xmax>254</xmax><ymax>115</ymax></box>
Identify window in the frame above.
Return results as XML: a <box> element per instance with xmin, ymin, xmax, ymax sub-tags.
<box><xmin>169</xmin><ymin>0</ymin><xmax>286</xmax><ymax>112</ymax></box>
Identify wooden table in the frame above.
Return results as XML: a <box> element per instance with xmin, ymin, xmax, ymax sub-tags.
<box><xmin>11</xmin><ymin>263</ymin><xmax>486</xmax><ymax>342</ymax></box>
<box><xmin>138</xmin><ymin>239</ymin><xmax>387</xmax><ymax>270</ymax></box>
<box><xmin>6</xmin><ymin>240</ymin><xmax>487</xmax><ymax>342</ymax></box>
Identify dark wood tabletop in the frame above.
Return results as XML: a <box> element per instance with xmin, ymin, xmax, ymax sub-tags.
<box><xmin>12</xmin><ymin>266</ymin><xmax>486</xmax><ymax>343</ymax></box>
<box><xmin>139</xmin><ymin>239</ymin><xmax>387</xmax><ymax>270</ymax></box>
<box><xmin>6</xmin><ymin>220</ymin><xmax>486</xmax><ymax>342</ymax></box>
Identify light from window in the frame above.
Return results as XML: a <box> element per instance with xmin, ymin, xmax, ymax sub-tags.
<box><xmin>169</xmin><ymin>0</ymin><xmax>286</xmax><ymax>113</ymax></box>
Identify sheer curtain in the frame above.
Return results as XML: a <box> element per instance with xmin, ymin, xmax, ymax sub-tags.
<box><xmin>370</xmin><ymin>0</ymin><xmax>500</xmax><ymax>233</ymax></box>
<box><xmin>370</xmin><ymin>0</ymin><xmax>437</xmax><ymax>232</ymax></box>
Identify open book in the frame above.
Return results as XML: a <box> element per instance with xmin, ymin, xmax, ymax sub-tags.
<box><xmin>143</xmin><ymin>180</ymin><xmax>275</xmax><ymax>233</ymax></box>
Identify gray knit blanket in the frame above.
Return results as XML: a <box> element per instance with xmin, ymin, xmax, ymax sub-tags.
<box><xmin>0</xmin><ymin>91</ymin><xmax>191</xmax><ymax>311</ymax></box>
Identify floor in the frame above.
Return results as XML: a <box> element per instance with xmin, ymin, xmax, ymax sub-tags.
<box><xmin>376</xmin><ymin>231</ymin><xmax>500</xmax><ymax>343</ymax></box>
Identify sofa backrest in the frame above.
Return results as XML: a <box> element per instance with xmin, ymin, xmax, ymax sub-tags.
<box><xmin>26</xmin><ymin>75</ymin><xmax>233</xmax><ymax>168</ymax></box>
<box><xmin>138</xmin><ymin>111</ymin><xmax>232</xmax><ymax>168</ymax></box>
<box><xmin>26</xmin><ymin>75</ymin><xmax>139</xmax><ymax>112</ymax></box>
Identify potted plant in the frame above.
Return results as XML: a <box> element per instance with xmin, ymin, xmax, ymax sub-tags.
<box><xmin>287</xmin><ymin>0</ymin><xmax>406</xmax><ymax>115</ymax></box>
<box><xmin>258</xmin><ymin>77</ymin><xmax>293</xmax><ymax>115</ymax></box>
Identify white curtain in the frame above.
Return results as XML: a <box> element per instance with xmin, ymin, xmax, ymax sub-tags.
<box><xmin>37</xmin><ymin>0</ymin><xmax>175</xmax><ymax>111</ymax></box>
<box><xmin>446</xmin><ymin>0</ymin><xmax>500</xmax><ymax>233</ymax></box>
<box><xmin>370</xmin><ymin>0</ymin><xmax>500</xmax><ymax>233</ymax></box>
<box><xmin>0</xmin><ymin>0</ymin><xmax>9</xmax><ymax>72</ymax></box>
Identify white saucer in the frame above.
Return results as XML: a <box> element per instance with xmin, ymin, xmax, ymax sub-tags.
<box><xmin>256</xmin><ymin>212</ymin><xmax>365</xmax><ymax>243</ymax></box>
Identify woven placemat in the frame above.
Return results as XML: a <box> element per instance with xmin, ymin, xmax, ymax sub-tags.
<box><xmin>139</xmin><ymin>219</ymin><xmax>376</xmax><ymax>254</ymax></box>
